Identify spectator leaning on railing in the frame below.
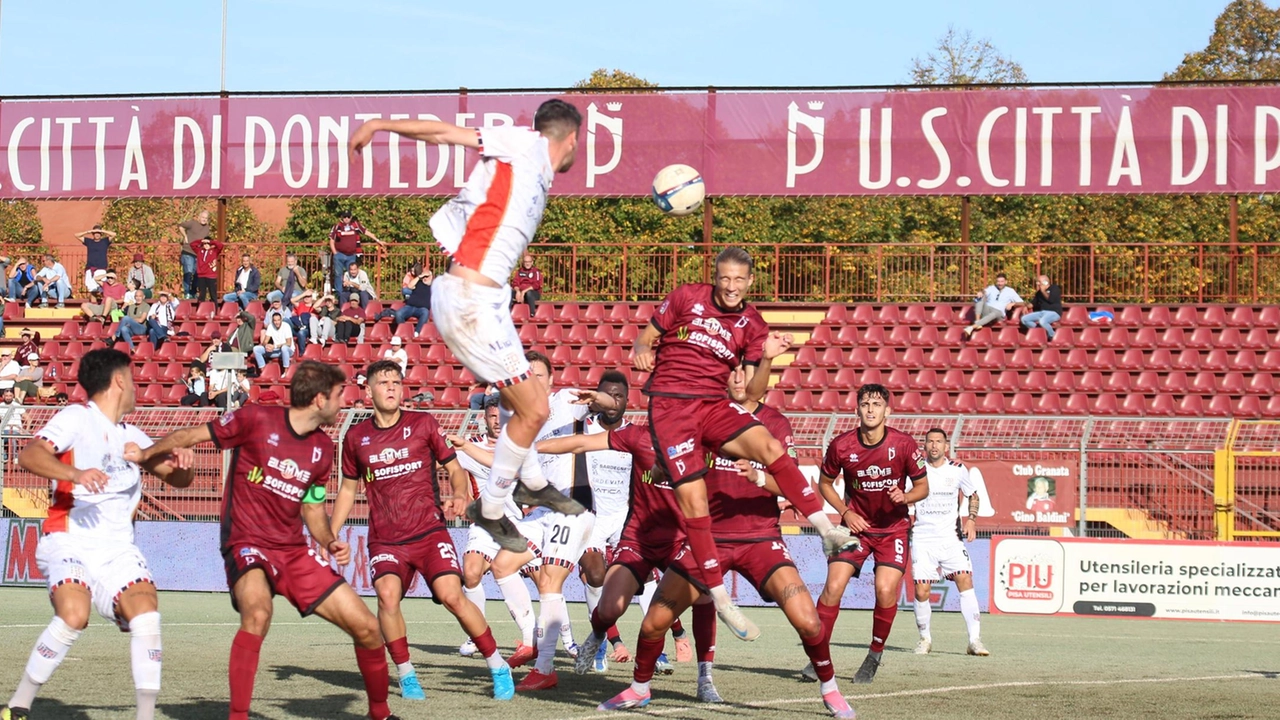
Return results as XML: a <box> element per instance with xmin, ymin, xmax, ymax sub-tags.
<box><xmin>223</xmin><ymin>253</ymin><xmax>262</xmax><ymax>309</ymax></box>
<box><xmin>36</xmin><ymin>254</ymin><xmax>72</xmax><ymax>308</ymax></box>
<box><xmin>178</xmin><ymin>210</ymin><xmax>212</xmax><ymax>299</ymax></box>
<box><xmin>127</xmin><ymin>253</ymin><xmax>156</xmax><ymax>299</ymax></box>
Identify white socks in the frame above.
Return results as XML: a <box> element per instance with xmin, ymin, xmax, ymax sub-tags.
<box><xmin>959</xmin><ymin>588</ymin><xmax>982</xmax><ymax>642</ymax></box>
<box><xmin>496</xmin><ymin>574</ymin><xmax>536</xmax><ymax>646</ymax></box>
<box><xmin>484</xmin><ymin>431</ymin><xmax>536</xmax><ymax>519</ymax></box>
<box><xmin>463</xmin><ymin>583</ymin><xmax>487</xmax><ymax>619</ymax></box>
<box><xmin>698</xmin><ymin>660</ymin><xmax>713</xmax><ymax>681</ymax></box>
<box><xmin>534</xmin><ymin>593</ymin><xmax>567</xmax><ymax>675</ymax></box>
<box><xmin>913</xmin><ymin>598</ymin><xmax>932</xmax><ymax>640</ymax></box>
<box><xmin>585</xmin><ymin>583</ymin><xmax>603</xmax><ymax>618</ymax></box>
<box><xmin>10</xmin><ymin>616</ymin><xmax>82</xmax><ymax>709</ymax></box>
<box><xmin>129</xmin><ymin>611</ymin><xmax>162</xmax><ymax>720</ymax></box>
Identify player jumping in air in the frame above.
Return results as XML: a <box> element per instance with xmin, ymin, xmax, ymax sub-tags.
<box><xmin>4</xmin><ymin>349</ymin><xmax>196</xmax><ymax>720</ymax></box>
<box><xmin>634</xmin><ymin>246</ymin><xmax>857</xmax><ymax>642</ymax></box>
<box><xmin>911</xmin><ymin>428</ymin><xmax>989</xmax><ymax>657</ymax></box>
<box><xmin>330</xmin><ymin>360</ymin><xmax>516</xmax><ymax>701</ymax></box>
<box><xmin>349</xmin><ymin>100</ymin><xmax>587</xmax><ymax>553</ymax></box>
<box><xmin>134</xmin><ymin>361</ymin><xmax>402</xmax><ymax>720</ymax></box>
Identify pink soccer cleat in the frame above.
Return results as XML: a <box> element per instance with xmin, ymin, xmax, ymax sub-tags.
<box><xmin>597</xmin><ymin>687</ymin><xmax>652</xmax><ymax>711</ymax></box>
<box><xmin>823</xmin><ymin>690</ymin><xmax>857</xmax><ymax>719</ymax></box>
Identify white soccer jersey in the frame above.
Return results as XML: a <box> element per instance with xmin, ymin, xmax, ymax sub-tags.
<box><xmin>913</xmin><ymin>459</ymin><xmax>978</xmax><ymax>541</ymax></box>
<box><xmin>429</xmin><ymin>126</ymin><xmax>554</xmax><ymax>286</ymax></box>
<box><xmin>458</xmin><ymin>435</ymin><xmax>521</xmax><ymax>521</ymax></box>
<box><xmin>536</xmin><ymin>389</ymin><xmax>591</xmax><ymax>494</ymax></box>
<box><xmin>583</xmin><ymin>415</ymin><xmax>632</xmax><ymax>519</ymax></box>
<box><xmin>35</xmin><ymin>402</ymin><xmax>153</xmax><ymax>544</ymax></box>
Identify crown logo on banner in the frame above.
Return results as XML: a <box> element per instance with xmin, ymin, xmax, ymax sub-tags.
<box><xmin>606</xmin><ymin>102</ymin><xmax>623</xmax><ymax>111</ymax></box>
<box><xmin>807</xmin><ymin>101</ymin><xmax>825</xmax><ymax>111</ymax></box>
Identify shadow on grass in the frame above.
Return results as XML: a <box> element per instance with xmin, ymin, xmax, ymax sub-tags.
<box><xmin>19</xmin><ymin>700</ymin><xmax>100</xmax><ymax>720</ymax></box>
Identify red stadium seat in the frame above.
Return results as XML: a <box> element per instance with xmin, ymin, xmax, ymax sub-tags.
<box><xmin>1213</xmin><ymin>328</ymin><xmax>1242</xmax><ymax>349</ymax></box>
<box><xmin>817</xmin><ymin>347</ymin><xmax>844</xmax><ymax>368</ymax></box>
<box><xmin>350</xmin><ymin>344</ymin><xmax>375</xmax><ymax>363</ymax></box>
<box><xmin>1048</xmin><ymin>371</ymin><xmax>1076</xmax><ymax>393</ymax></box>
<box><xmin>1117</xmin><ymin>348</ymin><xmax>1144</xmax><ymax>371</ymax></box>
<box><xmin>967</xmin><ymin>327</ymin><xmax>993</xmax><ymax>346</ymax></box>
<box><xmin>194</xmin><ymin>301</ymin><xmax>216</xmax><ymax>320</ymax></box>
<box><xmin>924</xmin><ymin>348</ymin><xmax>952</xmax><ymax>369</ymax></box>
<box><xmin>1160</xmin><ymin>371</ymin><xmax>1189</xmax><ymax>395</ymax></box>
<box><xmin>1105</xmin><ymin>372</ymin><xmax>1132</xmax><ymax>394</ymax></box>
<box><xmin>541</xmin><ymin>325</ymin><xmax>565</xmax><ymax>345</ymax></box>
<box><xmin>952</xmin><ymin>347</ymin><xmax>979</xmax><ymax>370</ymax></box>
<box><xmin>938</xmin><ymin>327</ymin><xmax>966</xmax><ymax>347</ymax></box>
<box><xmin>511</xmin><ymin>304</ymin><xmax>531</xmax><ymax>323</ymax></box>
<box><xmin>1102</xmin><ymin>328</ymin><xmax>1130</xmax><ymax>349</ymax></box>
<box><xmin>1235</xmin><ymin>395</ymin><xmax>1262</xmax><ymax>417</ymax></box>
<box><xmin>821</xmin><ymin>304</ymin><xmax>848</xmax><ymax>326</ymax></box>
<box><xmin>1034</xmin><ymin>393</ymin><xmax>1062</xmax><ymax>415</ymax></box>
<box><xmin>830</xmin><ymin>368</ymin><xmax>858</xmax><ymax>390</ymax></box>
<box><xmin>1145</xmin><ymin>349</ymin><xmax>1173</xmax><ymax>371</ymax></box>
<box><xmin>1133</xmin><ymin>371</ymin><xmax>1161</xmax><ymax>394</ymax></box>
<box><xmin>1116</xmin><ymin>306</ymin><xmax>1144</xmax><ymax>327</ymax></box>
<box><xmin>1007</xmin><ymin>393</ymin><xmax>1035</xmax><ymax>414</ymax></box>
<box><xmin>1032</xmin><ymin>347</ymin><xmax>1062</xmax><ymax>371</ymax></box>
<box><xmin>1173</xmin><ymin>350</ymin><xmax>1201</xmax><ymax>371</ymax></box>
<box><xmin>323</xmin><ymin>344</ymin><xmax>348</xmax><ymax>363</ymax></box>
<box><xmin>1061</xmin><ymin>307</ymin><xmax>1090</xmax><ymax>327</ymax></box>
<box><xmin>1229</xmin><ymin>350</ymin><xmax>1258</xmax><ymax>372</ymax></box>
<box><xmin>601</xmin><ymin>345</ymin><xmax>627</xmax><ymax>365</ymax></box>
<box><xmin>1077</xmin><ymin>371</ymin><xmax>1104</xmax><ymax>393</ymax></box>
<box><xmin>1091</xmin><ymin>393</ymin><xmax>1118</xmax><ymax>415</ymax></box>
<box><xmin>1202</xmin><ymin>306</ymin><xmax>1227</xmax><ymax>326</ymax></box>
<box><xmin>1157</xmin><ymin>328</ymin><xmax>1186</xmax><ymax>349</ymax></box>
<box><xmin>878</xmin><ymin>306</ymin><xmax>901</xmax><ymax>325</ymax></box>
<box><xmin>846</xmin><ymin>347</ymin><xmax>870</xmax><ymax>368</ymax></box>
<box><xmin>1218</xmin><ymin>372</ymin><xmax>1246</xmax><ymax>395</ymax></box>
<box><xmin>938</xmin><ymin>369</ymin><xmax>965</xmax><ymax>391</ymax></box>
<box><xmin>1227</xmin><ymin>306</ymin><xmax>1254</xmax><ymax>328</ymax></box>
<box><xmin>909</xmin><ymin>369</ymin><xmax>938</xmax><ymax>392</ymax></box>
<box><xmin>1201</xmin><ymin>350</ymin><xmax>1229</xmax><ymax>372</ymax></box>
<box><xmin>575</xmin><ymin>346</ymin><xmax>599</xmax><ymax>366</ymax></box>
<box><xmin>801</xmin><ymin>369</ymin><xmax>829</xmax><ymax>390</ymax></box>
<box><xmin>1262</xmin><ymin>350</ymin><xmax>1280</xmax><ymax>372</ymax></box>
<box><xmin>978</xmin><ymin>393</ymin><xmax>1005</xmax><ymax>414</ymax></box>
<box><xmin>834</xmin><ymin>326</ymin><xmax>860</xmax><ymax>347</ymax></box>
<box><xmin>899</xmin><ymin>347</ymin><xmax>924</xmax><ymax>369</ymax></box>
<box><xmin>950</xmin><ymin>392</ymin><xmax>978</xmax><ymax>414</ymax></box>
<box><xmin>966</xmin><ymin>370</ymin><xmax>993</xmax><ymax>392</ymax></box>
<box><xmin>583</xmin><ymin>303</ymin><xmax>606</xmax><ymax>323</ymax></box>
<box><xmin>1247</xmin><ymin>373</ymin><xmax>1275</xmax><ymax>395</ymax></box>
<box><xmin>584</xmin><ymin>366</ymin><xmax>606</xmax><ymax>387</ymax></box>
<box><xmin>617</xmin><ymin>324</ymin><xmax>639</xmax><ymax>344</ymax></box>
<box><xmin>607</xmin><ymin>303</ymin><xmax>630</xmax><ymax>324</ymax></box>
<box><xmin>913</xmin><ymin>326</ymin><xmax>940</xmax><ymax>347</ymax></box>
<box><xmin>1061</xmin><ymin>348</ymin><xmax>1089</xmax><ymax>370</ymax></box>
<box><xmin>1264</xmin><ymin>396</ymin><xmax>1280</xmax><ymax>419</ymax></box>
<box><xmin>259</xmin><ymin>363</ymin><xmax>282</xmax><ymax>383</ymax></box>
<box><xmin>1088</xmin><ymin>348</ymin><xmax>1117</xmax><ymax>370</ymax></box>
<box><xmin>1064</xmin><ymin>393</ymin><xmax>1091</xmax><ymax>415</ymax></box>
<box><xmin>903</xmin><ymin>305</ymin><xmax>928</xmax><ymax>325</ymax></box>
<box><xmin>764</xmin><ymin>390</ymin><xmax>786</xmax><ymax>408</ymax></box>
<box><xmin>1075</xmin><ymin>327</ymin><xmax>1102</xmax><ymax>349</ymax></box>
<box><xmin>993</xmin><ymin>370</ymin><xmax>1019</xmax><ymax>393</ymax></box>
<box><xmin>1175</xmin><ymin>394</ymin><xmax>1205</xmax><ymax>417</ymax></box>
<box><xmin>217</xmin><ymin>302</ymin><xmax>238</xmax><ymax>320</ymax></box>
<box><xmin>786</xmin><ymin>391</ymin><xmax>815</xmax><ymax>412</ymax></box>
<box><xmin>156</xmin><ymin>342</ymin><xmax>179</xmax><ymax>361</ymax></box>
<box><xmin>887</xmin><ymin>326</ymin><xmax>913</xmax><ymax>347</ymax></box>
<box><xmin>924</xmin><ymin>392</ymin><xmax>951</xmax><ymax>413</ymax></box>
<box><xmin>807</xmin><ymin>326</ymin><xmax>835</xmax><ymax>346</ymax></box>
<box><xmin>302</xmin><ymin>343</ymin><xmax>323</xmax><ymax>361</ymax></box>
<box><xmin>1020</xmin><ymin>371</ymin><xmax>1048</xmax><ymax>393</ymax></box>
<box><xmin>815</xmin><ymin>391</ymin><xmax>842</xmax><ymax>412</ymax></box>
<box><xmin>861</xmin><ymin>326</ymin><xmax>886</xmax><ymax>347</ymax></box>
<box><xmin>794</xmin><ymin>347</ymin><xmax>819</xmax><ymax>367</ymax></box>
<box><xmin>851</xmin><ymin>306</ymin><xmax>875</xmax><ymax>325</ymax></box>
<box><xmin>893</xmin><ymin>391</ymin><xmax>922</xmax><ymax>413</ymax></box>
<box><xmin>1171</xmin><ymin>306</ymin><xmax>1198</xmax><ymax>327</ymax></box>
<box><xmin>55</xmin><ymin>320</ymin><xmax>79</xmax><ymax>340</ymax></box>
<box><xmin>550</xmin><ymin>345</ymin><xmax>573</xmax><ymax>368</ymax></box>
<box><xmin>566</xmin><ymin>324</ymin><xmax>591</xmax><ymax>345</ymax></box>
<box><xmin>1145</xmin><ymin>306</ymin><xmax>1172</xmax><ymax>327</ymax></box>
<box><xmin>533</xmin><ymin>304</ymin><xmax>556</xmax><ymax>324</ymax></box>
<box><xmin>884</xmin><ymin>368</ymin><xmax>911</xmax><ymax>392</ymax></box>
<box><xmin>870</xmin><ymin>347</ymin><xmax>898</xmax><ymax>369</ymax></box>
<box><xmin>163</xmin><ymin>384</ymin><xmax>187</xmax><ymax>405</ymax></box>
<box><xmin>1129</xmin><ymin>327</ymin><xmax>1157</xmax><ymax>349</ymax></box>
<box><xmin>992</xmin><ymin>327</ymin><xmax>1021</xmax><ymax>348</ymax></box>
<box><xmin>1242</xmin><ymin>328</ymin><xmax>1271</xmax><ymax>350</ymax></box>
<box><xmin>405</xmin><ymin>364</ymin><xmax>432</xmax><ymax>387</ymax></box>
<box><xmin>437</xmin><ymin>387</ymin><xmax>463</xmax><ymax>407</ymax></box>
<box><xmin>927</xmin><ymin>305</ymin><xmax>956</xmax><ymax>325</ymax></box>
<box><xmin>977</xmin><ymin>348</ymin><xmax>1006</xmax><ymax>370</ymax></box>
<box><xmin>1020</xmin><ymin>328</ymin><xmax>1048</xmax><ymax>347</ymax></box>
<box><xmin>1147</xmin><ymin>394</ymin><xmax>1176</xmax><ymax>416</ymax></box>
<box><xmin>857</xmin><ymin>369</ymin><xmax>883</xmax><ymax>387</ymax></box>
<box><xmin>632</xmin><ymin>304</ymin><xmax>654</xmax><ymax>325</ymax></box>
<box><xmin>1258</xmin><ymin>306</ymin><xmax>1280</xmax><ymax>329</ymax></box>
<box><xmin>557</xmin><ymin>366</ymin><xmax>582</xmax><ymax>388</ymax></box>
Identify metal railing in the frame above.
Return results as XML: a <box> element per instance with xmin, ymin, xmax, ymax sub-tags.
<box><xmin>3</xmin><ymin>407</ymin><xmax>1265</xmax><ymax>542</ymax></box>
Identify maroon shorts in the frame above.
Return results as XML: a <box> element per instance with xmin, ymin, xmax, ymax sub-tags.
<box><xmin>369</xmin><ymin>530</ymin><xmax>463</xmax><ymax>595</ymax></box>
<box><xmin>830</xmin><ymin>527</ymin><xmax>911</xmax><ymax>576</ymax></box>
<box><xmin>223</xmin><ymin>543</ymin><xmax>345</xmax><ymax>617</ymax></box>
<box><xmin>670</xmin><ymin>538</ymin><xmax>796</xmax><ymax>603</ymax></box>
<box><xmin>611</xmin><ymin>536</ymin><xmax>685</xmax><ymax>587</ymax></box>
<box><xmin>648</xmin><ymin>395</ymin><xmax>761</xmax><ymax>485</ymax></box>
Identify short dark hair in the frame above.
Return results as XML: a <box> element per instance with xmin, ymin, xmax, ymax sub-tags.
<box><xmin>271</xmin><ymin>312</ymin><xmax>282</xmax><ymax>320</ymax></box>
<box><xmin>525</xmin><ymin>350</ymin><xmax>552</xmax><ymax>376</ymax></box>
<box><xmin>290</xmin><ymin>360</ymin><xmax>346</xmax><ymax>408</ymax></box>
<box><xmin>483</xmin><ymin>394</ymin><xmax>501</xmax><ymax>410</ymax></box>
<box><xmin>995</xmin><ymin>273</ymin><xmax>1007</xmax><ymax>280</ymax></box>
<box><xmin>78</xmin><ymin>348</ymin><xmax>132</xmax><ymax>398</ymax></box>
<box><xmin>926</xmin><ymin>427</ymin><xmax>949</xmax><ymax>442</ymax></box>
<box><xmin>856</xmin><ymin>383</ymin><xmax>891</xmax><ymax>405</ymax></box>
<box><xmin>598</xmin><ymin>370</ymin><xmax>629</xmax><ymax>390</ymax></box>
<box><xmin>339</xmin><ymin>209</ymin><xmax>352</xmax><ymax>217</ymax></box>
<box><xmin>365</xmin><ymin>359</ymin><xmax>403</xmax><ymax>381</ymax></box>
<box><xmin>716</xmin><ymin>247</ymin><xmax>754</xmax><ymax>273</ymax></box>
<box><xmin>534</xmin><ymin>99</ymin><xmax>583</xmax><ymax>140</ymax></box>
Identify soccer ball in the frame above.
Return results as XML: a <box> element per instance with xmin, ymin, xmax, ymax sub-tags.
<box><xmin>651</xmin><ymin>164</ymin><xmax>705</xmax><ymax>216</ymax></box>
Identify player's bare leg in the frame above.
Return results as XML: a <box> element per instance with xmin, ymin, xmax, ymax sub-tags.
<box><xmin>598</xmin><ymin>573</ymin><xmax>698</xmax><ymax>711</ymax></box>
<box><xmin>951</xmin><ymin>571</ymin><xmax>987</xmax><ymax>655</ymax></box>
<box><xmin>913</xmin><ymin>580</ymin><xmax>934</xmax><ymax>654</ymax></box>
<box><xmin>430</xmin><ymin>573</ymin><xmax>516</xmax><ymax>699</ymax></box>
<box><xmin>311</xmin><ymin>583</ymin><xmax>398</xmax><ymax>720</ymax></box>
<box><xmin>373</xmin><ymin>576</ymin><xmax>426</xmax><ymax>700</ymax></box>
<box><xmin>228</xmin><ymin>569</ymin><xmax>275</xmax><ymax>720</ymax></box>
<box><xmin>5</xmin><ymin>584</ymin><xmax>91</xmax><ymax>719</ymax></box>
<box><xmin>722</xmin><ymin>426</ymin><xmax>858</xmax><ymax>557</ymax></box>
<box><xmin>764</xmin><ymin>568</ymin><xmax>854</xmax><ymax>719</ymax></box>
<box><xmin>574</xmin><ymin>564</ymin><xmax>642</xmax><ymax>675</ymax></box>
<box><xmin>671</xmin><ymin>477</ymin><xmax>761</xmax><ymax>641</ymax></box>
<box><xmin>117</xmin><ymin>582</ymin><xmax>164</xmax><ymax>720</ymax></box>
<box><xmin>490</xmin><ymin>548</ymin><xmax>538</xmax><ymax>666</ymax></box>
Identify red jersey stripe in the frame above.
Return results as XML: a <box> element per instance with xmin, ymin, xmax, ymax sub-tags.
<box><xmin>44</xmin><ymin>449</ymin><xmax>76</xmax><ymax>534</ymax></box>
<box><xmin>455</xmin><ymin>160</ymin><xmax>514</xmax><ymax>271</ymax></box>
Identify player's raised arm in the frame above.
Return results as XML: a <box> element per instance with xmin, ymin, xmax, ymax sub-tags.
<box><xmin>448</xmin><ymin>434</ymin><xmax>496</xmax><ymax>468</ymax></box>
<box><xmin>129</xmin><ymin>442</ymin><xmax>198</xmax><ymax>489</ymax></box>
<box><xmin>137</xmin><ymin>423</ymin><xmax>214</xmax><ymax>464</ymax></box>
<box><xmin>537</xmin><ymin>432</ymin><xmax>611</xmax><ymax>456</ymax></box>
<box><xmin>350</xmin><ymin>119</ymin><xmax>481</xmax><ymax>160</ymax></box>
<box><xmin>744</xmin><ymin>331</ymin><xmax>793</xmax><ymax>402</ymax></box>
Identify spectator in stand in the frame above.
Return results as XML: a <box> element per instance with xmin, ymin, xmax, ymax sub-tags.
<box><xmin>198</xmin><ymin>331</ymin><xmax>235</xmax><ymax>369</ymax></box>
<box><xmin>340</xmin><ymin>260</ymin><xmax>377</xmax><ymax>307</ymax></box>
<box><xmin>84</xmin><ymin>268</ymin><xmax>107</xmax><ymax>298</ymax></box>
<box><xmin>1021</xmin><ymin>274</ymin><xmax>1064</xmax><ymax>341</ymax></box>
<box><xmin>15</xmin><ymin>329</ymin><xmax>41</xmax><ymax>362</ymax></box>
<box><xmin>335</xmin><ymin>296</ymin><xmax>366</xmax><ymax>345</ymax></box>
<box><xmin>0</xmin><ymin>255</ymin><xmax>9</xmax><ymax>299</ymax></box>
<box><xmin>6</xmin><ymin>258</ymin><xmax>39</xmax><ymax>307</ymax></box>
<box><xmin>221</xmin><ymin>253</ymin><xmax>261</xmax><ymax>308</ymax></box>
<box><xmin>75</xmin><ymin>224</ymin><xmax>116</xmax><ymax>285</ymax></box>
<box><xmin>180</xmin><ymin>363</ymin><xmax>209</xmax><ymax>406</ymax></box>
<box><xmin>267</xmin><ymin>252</ymin><xmax>308</xmax><ymax>306</ymax></box>
<box><xmin>13</xmin><ymin>353</ymin><xmax>45</xmax><ymax>403</ymax></box>
<box><xmin>401</xmin><ymin>262</ymin><xmax>429</xmax><ymax>300</ymax></box>
<box><xmin>209</xmin><ymin>367</ymin><xmax>249</xmax><ymax>410</ymax></box>
<box><xmin>384</xmin><ymin>336</ymin><xmax>408</xmax><ymax>374</ymax></box>
<box><xmin>0</xmin><ymin>386</ymin><xmax>25</xmax><ymax>464</ymax></box>
<box><xmin>962</xmin><ymin>273</ymin><xmax>1022</xmax><ymax>339</ymax></box>
<box><xmin>309</xmin><ymin>294</ymin><xmax>340</xmax><ymax>347</ymax></box>
<box><xmin>35</xmin><ymin>254</ymin><xmax>72</xmax><ymax>308</ymax></box>
<box><xmin>511</xmin><ymin>252</ymin><xmax>544</xmax><ymax>314</ymax></box>
<box><xmin>395</xmin><ymin>265</ymin><xmax>432</xmax><ymax>337</ymax></box>
<box><xmin>230</xmin><ymin>311</ymin><xmax>257</xmax><ymax>355</ymax></box>
<box><xmin>467</xmin><ymin>382</ymin><xmax>494</xmax><ymax>410</ymax></box>
<box><xmin>114</xmin><ymin>287</ymin><xmax>152</xmax><ymax>351</ymax></box>
<box><xmin>0</xmin><ymin>348</ymin><xmax>19</xmax><ymax>392</ymax></box>
<box><xmin>145</xmin><ymin>290</ymin><xmax>179</xmax><ymax>349</ymax></box>
<box><xmin>329</xmin><ymin>209</ymin><xmax>384</xmax><ymax>292</ymax></box>
<box><xmin>194</xmin><ymin>234</ymin><xmax>224</xmax><ymax>303</ymax></box>
<box><xmin>289</xmin><ymin>289</ymin><xmax>316</xmax><ymax>347</ymax></box>
<box><xmin>178</xmin><ymin>210</ymin><xmax>212</xmax><ymax>299</ymax></box>
<box><xmin>253</xmin><ymin>312</ymin><xmax>295</xmax><ymax>370</ymax></box>
<box><xmin>81</xmin><ymin>270</ymin><xmax>126</xmax><ymax>321</ymax></box>
<box><xmin>126</xmin><ymin>253</ymin><xmax>156</xmax><ymax>299</ymax></box>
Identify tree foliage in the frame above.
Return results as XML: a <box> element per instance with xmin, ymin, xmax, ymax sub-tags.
<box><xmin>908</xmin><ymin>25</ymin><xmax>1029</xmax><ymax>85</ymax></box>
<box><xmin>0</xmin><ymin>200</ymin><xmax>46</xmax><ymax>256</ymax></box>
<box><xmin>571</xmin><ymin>69</ymin><xmax>659</xmax><ymax>89</ymax></box>
<box><xmin>1166</xmin><ymin>0</ymin><xmax>1280</xmax><ymax>80</ymax></box>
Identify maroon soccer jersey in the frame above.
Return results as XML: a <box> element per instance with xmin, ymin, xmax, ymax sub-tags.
<box><xmin>646</xmin><ymin>283</ymin><xmax>768</xmax><ymax>398</ymax></box>
<box><xmin>821</xmin><ymin>426</ymin><xmax>927</xmax><ymax>532</ymax></box>
<box><xmin>329</xmin><ymin>219</ymin><xmax>367</xmax><ymax>255</ymax></box>
<box><xmin>341</xmin><ymin>411</ymin><xmax>458</xmax><ymax>546</ymax></box>
<box><xmin>706</xmin><ymin>403</ymin><xmax>793</xmax><ymax>541</ymax></box>
<box><xmin>210</xmin><ymin>404</ymin><xmax>335</xmax><ymax>552</ymax></box>
<box><xmin>608</xmin><ymin>423</ymin><xmax>683</xmax><ymax>547</ymax></box>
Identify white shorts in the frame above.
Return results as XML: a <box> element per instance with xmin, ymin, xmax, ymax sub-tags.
<box><xmin>910</xmin><ymin>535</ymin><xmax>973</xmax><ymax>583</ymax></box>
<box><xmin>36</xmin><ymin>533</ymin><xmax>153</xmax><ymax>630</ymax></box>
<box><xmin>430</xmin><ymin>273</ymin><xmax>530</xmax><ymax>387</ymax></box>
<box><xmin>584</xmin><ymin>511</ymin><xmax>628</xmax><ymax>556</ymax></box>
<box><xmin>523</xmin><ymin>508</ymin><xmax>595</xmax><ymax>569</ymax></box>
<box><xmin>464</xmin><ymin>519</ymin><xmax>543</xmax><ymax>569</ymax></box>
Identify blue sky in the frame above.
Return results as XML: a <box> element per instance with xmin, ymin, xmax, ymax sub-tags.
<box><xmin>0</xmin><ymin>0</ymin><xmax>1232</xmax><ymax>95</ymax></box>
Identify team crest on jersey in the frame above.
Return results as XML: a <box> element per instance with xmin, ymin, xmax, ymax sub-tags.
<box><xmin>312</xmin><ymin>446</ymin><xmax>323</xmax><ymax>463</ymax></box>
<box><xmin>735</xmin><ymin>315</ymin><xmax>750</xmax><ymax>328</ymax></box>
<box><xmin>889</xmin><ymin>447</ymin><xmax>896</xmax><ymax>460</ymax></box>
<box><xmin>691</xmin><ymin>302</ymin><xmax>705</xmax><ymax>316</ymax></box>
<box><xmin>404</xmin><ymin>425</ymin><xmax>413</xmax><ymax>440</ymax></box>
<box><xmin>220</xmin><ymin>410</ymin><xmax>236</xmax><ymax>426</ymax></box>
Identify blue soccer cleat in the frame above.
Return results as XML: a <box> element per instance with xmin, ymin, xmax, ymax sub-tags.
<box><xmin>491</xmin><ymin>665</ymin><xmax>516</xmax><ymax>701</ymax></box>
<box><xmin>398</xmin><ymin>670</ymin><xmax>426</xmax><ymax>700</ymax></box>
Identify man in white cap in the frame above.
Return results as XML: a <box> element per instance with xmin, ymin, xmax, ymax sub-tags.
<box><xmin>384</xmin><ymin>337</ymin><xmax>408</xmax><ymax>375</ymax></box>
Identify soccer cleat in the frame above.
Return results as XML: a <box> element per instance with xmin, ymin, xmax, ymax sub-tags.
<box><xmin>2</xmin><ymin>708</ymin><xmax>31</xmax><ymax>720</ymax></box>
<box><xmin>697</xmin><ymin>678</ymin><xmax>724</xmax><ymax>703</ymax></box>
<box><xmin>507</xmin><ymin>643</ymin><xmax>536</xmax><ymax>668</ymax></box>
<box><xmin>967</xmin><ymin>639</ymin><xmax>990</xmax><ymax>656</ymax></box>
<box><xmin>674</xmin><ymin>635</ymin><xmax>693</xmax><ymax>663</ymax></box>
<box><xmin>515</xmin><ymin>669</ymin><xmax>559</xmax><ymax>692</ymax></box>
<box><xmin>576</xmin><ymin>632</ymin><xmax>605</xmax><ymax>675</ymax></box>
<box><xmin>459</xmin><ymin>638</ymin><xmax>478</xmax><ymax>657</ymax></box>
<box><xmin>655</xmin><ymin>652</ymin><xmax>674</xmax><ymax>675</ymax></box>
<box><xmin>597</xmin><ymin>687</ymin><xmax>651</xmax><ymax>711</ymax></box>
<box><xmin>914</xmin><ymin>638</ymin><xmax>932</xmax><ymax>655</ymax></box>
<box><xmin>800</xmin><ymin>662</ymin><xmax>818</xmax><ymax>682</ymax></box>
<box><xmin>821</xmin><ymin>526</ymin><xmax>860</xmax><ymax>557</ymax></box>
<box><xmin>823</xmin><ymin>690</ymin><xmax>857</xmax><ymax>719</ymax></box>
<box><xmin>715</xmin><ymin>598</ymin><xmax>761</xmax><ymax>642</ymax></box>
<box><xmin>612</xmin><ymin>642</ymin><xmax>632</xmax><ymax>662</ymax></box>
<box><xmin>852</xmin><ymin>652</ymin><xmax>881</xmax><ymax>684</ymax></box>
<box><xmin>466</xmin><ymin>500</ymin><xmax>530</xmax><ymax>553</ymax></box>
<box><xmin>566</xmin><ymin>642</ymin><xmax>580</xmax><ymax>660</ymax></box>
<box><xmin>513</xmin><ymin>483</ymin><xmax>587</xmax><ymax>516</ymax></box>
<box><xmin>490</xmin><ymin>665</ymin><xmax>516</xmax><ymax>701</ymax></box>
<box><xmin>398</xmin><ymin>670</ymin><xmax>427</xmax><ymax>700</ymax></box>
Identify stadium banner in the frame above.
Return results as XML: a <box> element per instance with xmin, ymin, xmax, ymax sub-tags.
<box><xmin>990</xmin><ymin>536</ymin><xmax>1280</xmax><ymax>622</ymax></box>
<box><xmin>5</xmin><ymin>86</ymin><xmax>1280</xmax><ymax>198</ymax></box>
<box><xmin>967</xmin><ymin>459</ymin><xmax>1077</xmax><ymax>528</ymax></box>
<box><xmin>0</xmin><ymin>520</ymin><xmax>992</xmax><ymax>612</ymax></box>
